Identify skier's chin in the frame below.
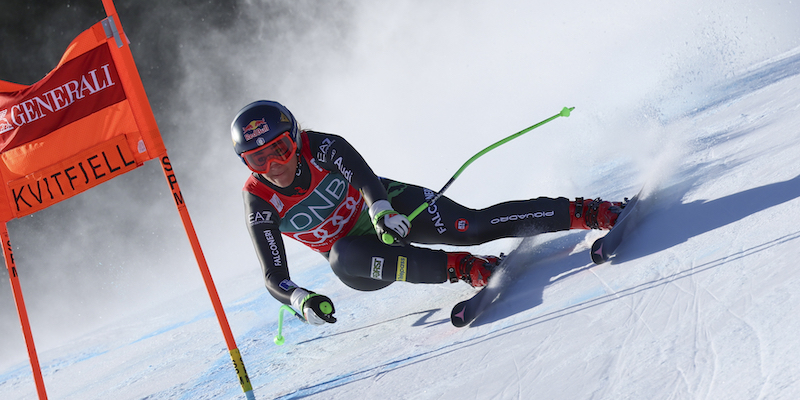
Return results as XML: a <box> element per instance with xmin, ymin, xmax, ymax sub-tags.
<box><xmin>262</xmin><ymin>153</ymin><xmax>298</xmax><ymax>187</ymax></box>
<box><xmin>265</xmin><ymin>168</ymin><xmax>293</xmax><ymax>187</ymax></box>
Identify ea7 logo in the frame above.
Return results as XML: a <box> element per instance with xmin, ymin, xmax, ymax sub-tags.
<box><xmin>317</xmin><ymin>138</ymin><xmax>335</xmax><ymax>162</ymax></box>
<box><xmin>248</xmin><ymin>210</ymin><xmax>274</xmax><ymax>226</ymax></box>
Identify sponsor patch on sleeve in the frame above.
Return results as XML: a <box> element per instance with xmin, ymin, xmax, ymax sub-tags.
<box><xmin>396</xmin><ymin>256</ymin><xmax>408</xmax><ymax>282</ymax></box>
<box><xmin>279</xmin><ymin>279</ymin><xmax>298</xmax><ymax>291</ymax></box>
<box><xmin>371</xmin><ymin>257</ymin><xmax>384</xmax><ymax>280</ymax></box>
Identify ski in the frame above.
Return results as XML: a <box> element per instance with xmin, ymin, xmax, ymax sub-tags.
<box><xmin>590</xmin><ymin>187</ymin><xmax>645</xmax><ymax>264</ymax></box>
<box><xmin>450</xmin><ymin>287</ymin><xmax>494</xmax><ymax>328</ymax></box>
<box><xmin>449</xmin><ymin>254</ymin><xmax>510</xmax><ymax>328</ymax></box>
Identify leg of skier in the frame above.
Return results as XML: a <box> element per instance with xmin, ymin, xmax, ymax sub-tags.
<box><xmin>327</xmin><ymin>179</ymin><xmax>622</xmax><ymax>291</ymax></box>
<box><xmin>328</xmin><ymin>235</ymin><xmax>503</xmax><ymax>290</ymax></box>
<box><xmin>382</xmin><ymin>179</ymin><xmax>622</xmax><ymax>245</ymax></box>
<box><xmin>328</xmin><ymin>235</ymin><xmax>447</xmax><ymax>291</ymax></box>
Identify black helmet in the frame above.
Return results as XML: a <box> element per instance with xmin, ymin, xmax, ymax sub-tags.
<box><xmin>231</xmin><ymin>100</ymin><xmax>300</xmax><ymax>171</ymax></box>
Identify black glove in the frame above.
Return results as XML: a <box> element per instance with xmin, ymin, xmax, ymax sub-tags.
<box><xmin>291</xmin><ymin>288</ymin><xmax>336</xmax><ymax>325</ymax></box>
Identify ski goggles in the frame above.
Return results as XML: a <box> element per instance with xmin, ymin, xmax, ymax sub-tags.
<box><xmin>241</xmin><ymin>131</ymin><xmax>297</xmax><ymax>173</ymax></box>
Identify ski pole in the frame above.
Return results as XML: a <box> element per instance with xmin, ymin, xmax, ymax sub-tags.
<box><xmin>382</xmin><ymin>106</ymin><xmax>575</xmax><ymax>245</ymax></box>
<box><xmin>274</xmin><ymin>304</ymin><xmax>306</xmax><ymax>345</ymax></box>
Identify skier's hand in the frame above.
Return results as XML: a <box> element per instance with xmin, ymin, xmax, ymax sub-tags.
<box><xmin>291</xmin><ymin>288</ymin><xmax>336</xmax><ymax>326</ymax></box>
<box><xmin>369</xmin><ymin>200</ymin><xmax>410</xmax><ymax>245</ymax></box>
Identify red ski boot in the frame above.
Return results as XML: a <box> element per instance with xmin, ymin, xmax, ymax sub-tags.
<box><xmin>570</xmin><ymin>197</ymin><xmax>624</xmax><ymax>230</ymax></box>
<box><xmin>446</xmin><ymin>252</ymin><xmax>502</xmax><ymax>288</ymax></box>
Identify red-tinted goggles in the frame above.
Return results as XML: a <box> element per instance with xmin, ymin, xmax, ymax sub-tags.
<box><xmin>241</xmin><ymin>131</ymin><xmax>297</xmax><ymax>173</ymax></box>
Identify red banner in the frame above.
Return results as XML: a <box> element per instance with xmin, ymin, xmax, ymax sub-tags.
<box><xmin>0</xmin><ymin>17</ymin><xmax>166</xmax><ymax>221</ymax></box>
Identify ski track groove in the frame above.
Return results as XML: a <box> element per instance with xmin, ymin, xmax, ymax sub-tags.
<box><xmin>675</xmin><ymin>365</ymin><xmax>691</xmax><ymax>399</ymax></box>
<box><xmin>512</xmin><ymin>357</ymin><xmax>522</xmax><ymax>400</ymax></box>
<box><xmin>690</xmin><ymin>269</ymin><xmax>717</xmax><ymax>400</ymax></box>
<box><xmin>589</xmin><ymin>268</ymin><xmax>655</xmax><ymax>336</ymax></box>
<box><xmin>513</xmin><ymin>357</ymin><xmax>522</xmax><ymax>393</ymax></box>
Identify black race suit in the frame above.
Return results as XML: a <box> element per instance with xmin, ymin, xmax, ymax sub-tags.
<box><xmin>243</xmin><ymin>131</ymin><xmax>571</xmax><ymax>305</ymax></box>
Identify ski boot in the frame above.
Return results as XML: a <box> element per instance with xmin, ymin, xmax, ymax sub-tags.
<box><xmin>446</xmin><ymin>252</ymin><xmax>503</xmax><ymax>288</ymax></box>
<box><xmin>570</xmin><ymin>197</ymin><xmax>624</xmax><ymax>230</ymax></box>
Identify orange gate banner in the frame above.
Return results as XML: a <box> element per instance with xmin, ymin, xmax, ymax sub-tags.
<box><xmin>1</xmin><ymin>4</ymin><xmax>255</xmax><ymax>398</ymax></box>
<box><xmin>0</xmin><ymin>16</ymin><xmax>165</xmax><ymax>222</ymax></box>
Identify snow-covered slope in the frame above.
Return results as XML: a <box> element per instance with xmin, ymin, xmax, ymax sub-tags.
<box><xmin>2</xmin><ymin>43</ymin><xmax>799</xmax><ymax>400</ymax></box>
<box><xmin>2</xmin><ymin>2</ymin><xmax>800</xmax><ymax>399</ymax></box>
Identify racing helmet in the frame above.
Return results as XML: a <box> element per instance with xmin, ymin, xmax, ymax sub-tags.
<box><xmin>231</xmin><ymin>100</ymin><xmax>300</xmax><ymax>173</ymax></box>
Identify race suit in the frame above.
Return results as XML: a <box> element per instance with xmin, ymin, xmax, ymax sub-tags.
<box><xmin>243</xmin><ymin>130</ymin><xmax>572</xmax><ymax>305</ymax></box>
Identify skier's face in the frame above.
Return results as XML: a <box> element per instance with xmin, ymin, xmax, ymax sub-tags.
<box><xmin>242</xmin><ymin>131</ymin><xmax>296</xmax><ymax>173</ymax></box>
<box><xmin>262</xmin><ymin>151</ymin><xmax>298</xmax><ymax>188</ymax></box>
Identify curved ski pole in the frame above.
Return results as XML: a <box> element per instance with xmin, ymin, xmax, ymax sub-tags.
<box><xmin>274</xmin><ymin>304</ymin><xmax>306</xmax><ymax>345</ymax></box>
<box><xmin>382</xmin><ymin>106</ymin><xmax>574</xmax><ymax>244</ymax></box>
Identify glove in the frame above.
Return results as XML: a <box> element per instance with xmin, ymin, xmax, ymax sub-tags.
<box><xmin>291</xmin><ymin>288</ymin><xmax>336</xmax><ymax>326</ymax></box>
<box><xmin>369</xmin><ymin>199</ymin><xmax>411</xmax><ymax>245</ymax></box>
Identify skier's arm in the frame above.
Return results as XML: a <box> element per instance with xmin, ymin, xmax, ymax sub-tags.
<box><xmin>307</xmin><ymin>131</ymin><xmax>410</xmax><ymax>240</ymax></box>
<box><xmin>242</xmin><ymin>190</ymin><xmax>295</xmax><ymax>305</ymax></box>
<box><xmin>243</xmin><ymin>190</ymin><xmax>337</xmax><ymax>324</ymax></box>
<box><xmin>306</xmin><ymin>131</ymin><xmax>387</xmax><ymax>205</ymax></box>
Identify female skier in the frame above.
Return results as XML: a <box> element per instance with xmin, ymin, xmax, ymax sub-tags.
<box><xmin>233</xmin><ymin>101</ymin><xmax>621</xmax><ymax>325</ymax></box>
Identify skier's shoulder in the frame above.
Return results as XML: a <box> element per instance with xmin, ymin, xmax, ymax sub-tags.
<box><xmin>306</xmin><ymin>130</ymin><xmax>362</xmax><ymax>162</ymax></box>
<box><xmin>304</xmin><ymin>130</ymin><xmax>352</xmax><ymax>150</ymax></box>
<box><xmin>241</xmin><ymin>188</ymin><xmax>282</xmax><ymax>236</ymax></box>
<box><xmin>242</xmin><ymin>174</ymin><xmax>280</xmax><ymax>209</ymax></box>
<box><xmin>304</xmin><ymin>129</ymin><xmax>343</xmax><ymax>141</ymax></box>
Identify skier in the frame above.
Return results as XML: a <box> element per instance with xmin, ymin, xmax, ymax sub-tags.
<box><xmin>233</xmin><ymin>101</ymin><xmax>622</xmax><ymax>326</ymax></box>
